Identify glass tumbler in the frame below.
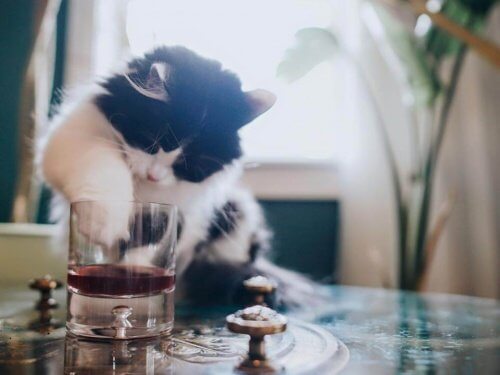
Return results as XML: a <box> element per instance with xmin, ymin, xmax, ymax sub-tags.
<box><xmin>66</xmin><ymin>201</ymin><xmax>177</xmax><ymax>340</ymax></box>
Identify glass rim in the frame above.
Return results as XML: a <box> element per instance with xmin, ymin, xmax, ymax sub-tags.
<box><xmin>70</xmin><ymin>200</ymin><xmax>177</xmax><ymax>210</ymax></box>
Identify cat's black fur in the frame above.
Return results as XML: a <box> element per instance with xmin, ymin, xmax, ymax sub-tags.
<box><xmin>183</xmin><ymin>258</ymin><xmax>273</xmax><ymax>306</ymax></box>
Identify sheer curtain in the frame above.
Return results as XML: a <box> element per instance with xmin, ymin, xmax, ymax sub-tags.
<box><xmin>335</xmin><ymin>1</ymin><xmax>403</xmax><ymax>289</ymax></box>
<box><xmin>426</xmin><ymin>7</ymin><xmax>500</xmax><ymax>298</ymax></box>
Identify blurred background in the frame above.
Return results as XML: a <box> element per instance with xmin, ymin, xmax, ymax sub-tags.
<box><xmin>0</xmin><ymin>0</ymin><xmax>498</xmax><ymax>298</ymax></box>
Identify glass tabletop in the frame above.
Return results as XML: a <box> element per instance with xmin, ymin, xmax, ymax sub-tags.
<box><xmin>293</xmin><ymin>286</ymin><xmax>500</xmax><ymax>374</ymax></box>
<box><xmin>0</xmin><ymin>285</ymin><xmax>498</xmax><ymax>374</ymax></box>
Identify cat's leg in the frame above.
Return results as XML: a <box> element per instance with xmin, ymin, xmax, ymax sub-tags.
<box><xmin>41</xmin><ymin>103</ymin><xmax>134</xmax><ymax>248</ymax></box>
<box><xmin>72</xmin><ymin>200</ymin><xmax>132</xmax><ymax>248</ymax></box>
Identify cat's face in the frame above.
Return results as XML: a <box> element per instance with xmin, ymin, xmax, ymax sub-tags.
<box><xmin>95</xmin><ymin>46</ymin><xmax>275</xmax><ymax>184</ymax></box>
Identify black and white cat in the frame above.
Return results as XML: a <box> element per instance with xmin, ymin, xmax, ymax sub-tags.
<box><xmin>39</xmin><ymin>46</ymin><xmax>314</xmax><ymax>306</ymax></box>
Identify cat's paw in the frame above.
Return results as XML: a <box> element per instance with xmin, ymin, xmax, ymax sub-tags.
<box><xmin>74</xmin><ymin>201</ymin><xmax>132</xmax><ymax>248</ymax></box>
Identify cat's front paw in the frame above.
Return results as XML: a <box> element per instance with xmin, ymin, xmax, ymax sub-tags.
<box><xmin>74</xmin><ymin>201</ymin><xmax>132</xmax><ymax>248</ymax></box>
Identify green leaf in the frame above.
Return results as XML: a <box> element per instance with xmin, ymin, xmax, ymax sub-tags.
<box><xmin>276</xmin><ymin>27</ymin><xmax>338</xmax><ymax>83</ymax></box>
<box><xmin>424</xmin><ymin>0</ymin><xmax>494</xmax><ymax>62</ymax></box>
<box><xmin>373</xmin><ymin>6</ymin><xmax>441</xmax><ymax>107</ymax></box>
<box><xmin>456</xmin><ymin>0</ymin><xmax>498</xmax><ymax>16</ymax></box>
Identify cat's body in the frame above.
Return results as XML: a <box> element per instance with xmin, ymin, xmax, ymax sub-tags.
<box><xmin>40</xmin><ymin>46</ymin><xmax>314</xmax><ymax>306</ymax></box>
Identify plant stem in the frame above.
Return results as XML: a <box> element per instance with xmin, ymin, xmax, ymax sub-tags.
<box><xmin>432</xmin><ymin>48</ymin><xmax>468</xmax><ymax>168</ymax></box>
<box><xmin>413</xmin><ymin>43</ymin><xmax>468</xmax><ymax>285</ymax></box>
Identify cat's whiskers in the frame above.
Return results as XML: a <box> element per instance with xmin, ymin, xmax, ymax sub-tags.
<box><xmin>151</xmin><ymin>127</ymin><xmax>167</xmax><ymax>150</ymax></box>
<box><xmin>167</xmin><ymin>126</ymin><xmax>188</xmax><ymax>167</ymax></box>
<box><xmin>153</xmin><ymin>122</ymin><xmax>187</xmax><ymax>168</ymax></box>
<box><xmin>145</xmin><ymin>125</ymin><xmax>171</xmax><ymax>154</ymax></box>
<box><xmin>91</xmin><ymin>136</ymin><xmax>124</xmax><ymax>149</ymax></box>
<box><xmin>144</xmin><ymin>142</ymin><xmax>158</xmax><ymax>154</ymax></box>
<box><xmin>199</xmin><ymin>155</ymin><xmax>226</xmax><ymax>169</ymax></box>
<box><xmin>181</xmin><ymin>150</ymin><xmax>188</xmax><ymax>168</ymax></box>
<box><xmin>164</xmin><ymin>123</ymin><xmax>181</xmax><ymax>148</ymax></box>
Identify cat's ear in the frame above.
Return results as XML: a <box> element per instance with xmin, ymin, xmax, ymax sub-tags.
<box><xmin>126</xmin><ymin>62</ymin><xmax>170</xmax><ymax>102</ymax></box>
<box><xmin>145</xmin><ymin>62</ymin><xmax>170</xmax><ymax>101</ymax></box>
<box><xmin>148</xmin><ymin>62</ymin><xmax>169</xmax><ymax>85</ymax></box>
<box><xmin>244</xmin><ymin>89</ymin><xmax>276</xmax><ymax>122</ymax></box>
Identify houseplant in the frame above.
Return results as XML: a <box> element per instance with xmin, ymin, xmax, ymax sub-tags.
<box><xmin>277</xmin><ymin>0</ymin><xmax>499</xmax><ymax>290</ymax></box>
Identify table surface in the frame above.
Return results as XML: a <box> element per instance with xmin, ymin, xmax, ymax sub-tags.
<box><xmin>0</xmin><ymin>285</ymin><xmax>498</xmax><ymax>374</ymax></box>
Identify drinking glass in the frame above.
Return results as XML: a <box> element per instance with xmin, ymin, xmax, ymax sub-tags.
<box><xmin>66</xmin><ymin>200</ymin><xmax>177</xmax><ymax>340</ymax></box>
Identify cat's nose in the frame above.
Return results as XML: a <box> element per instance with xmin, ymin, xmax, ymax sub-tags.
<box><xmin>147</xmin><ymin>173</ymin><xmax>160</xmax><ymax>182</ymax></box>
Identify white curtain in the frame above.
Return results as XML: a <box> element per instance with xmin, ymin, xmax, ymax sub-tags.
<box><xmin>337</xmin><ymin>1</ymin><xmax>403</xmax><ymax>290</ymax></box>
<box><xmin>426</xmin><ymin>7</ymin><xmax>500</xmax><ymax>298</ymax></box>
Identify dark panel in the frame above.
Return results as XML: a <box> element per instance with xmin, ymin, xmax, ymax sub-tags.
<box><xmin>0</xmin><ymin>1</ymin><xmax>36</xmax><ymax>221</ymax></box>
<box><xmin>37</xmin><ymin>0</ymin><xmax>68</xmax><ymax>224</ymax></box>
<box><xmin>259</xmin><ymin>200</ymin><xmax>340</xmax><ymax>282</ymax></box>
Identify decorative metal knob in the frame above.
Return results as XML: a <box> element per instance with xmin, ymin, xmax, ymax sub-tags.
<box><xmin>226</xmin><ymin>305</ymin><xmax>287</xmax><ymax>372</ymax></box>
<box><xmin>243</xmin><ymin>276</ymin><xmax>276</xmax><ymax>307</ymax></box>
<box><xmin>112</xmin><ymin>305</ymin><xmax>133</xmax><ymax>339</ymax></box>
<box><xmin>29</xmin><ymin>275</ymin><xmax>63</xmax><ymax>310</ymax></box>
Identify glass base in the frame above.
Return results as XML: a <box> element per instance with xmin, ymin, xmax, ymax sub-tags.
<box><xmin>66</xmin><ymin>321</ymin><xmax>173</xmax><ymax>340</ymax></box>
<box><xmin>66</xmin><ymin>289</ymin><xmax>174</xmax><ymax>340</ymax></box>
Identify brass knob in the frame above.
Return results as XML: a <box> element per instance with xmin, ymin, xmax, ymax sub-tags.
<box><xmin>226</xmin><ymin>305</ymin><xmax>287</xmax><ymax>372</ymax></box>
<box><xmin>243</xmin><ymin>276</ymin><xmax>276</xmax><ymax>306</ymax></box>
<box><xmin>29</xmin><ymin>275</ymin><xmax>63</xmax><ymax>310</ymax></box>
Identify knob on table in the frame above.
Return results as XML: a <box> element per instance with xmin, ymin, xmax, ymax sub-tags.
<box><xmin>29</xmin><ymin>274</ymin><xmax>63</xmax><ymax>310</ymax></box>
<box><xmin>226</xmin><ymin>305</ymin><xmax>287</xmax><ymax>372</ymax></box>
<box><xmin>28</xmin><ymin>275</ymin><xmax>63</xmax><ymax>333</ymax></box>
<box><xmin>243</xmin><ymin>276</ymin><xmax>277</xmax><ymax>306</ymax></box>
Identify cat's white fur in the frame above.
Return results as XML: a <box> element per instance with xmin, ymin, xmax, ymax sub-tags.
<box><xmin>39</xmin><ymin>85</ymin><xmax>267</xmax><ymax>281</ymax></box>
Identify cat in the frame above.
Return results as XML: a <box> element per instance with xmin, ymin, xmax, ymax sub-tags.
<box><xmin>39</xmin><ymin>46</ymin><xmax>316</xmax><ymax>307</ymax></box>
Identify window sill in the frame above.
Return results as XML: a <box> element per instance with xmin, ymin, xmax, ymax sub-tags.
<box><xmin>241</xmin><ymin>160</ymin><xmax>339</xmax><ymax>200</ymax></box>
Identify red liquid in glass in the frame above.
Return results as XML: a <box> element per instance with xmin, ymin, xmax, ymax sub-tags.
<box><xmin>67</xmin><ymin>264</ymin><xmax>175</xmax><ymax>296</ymax></box>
